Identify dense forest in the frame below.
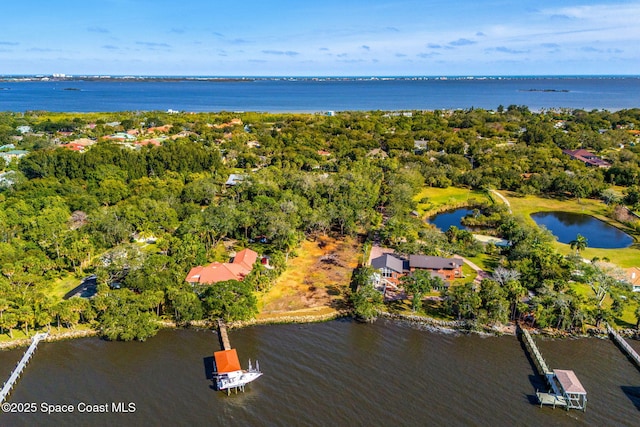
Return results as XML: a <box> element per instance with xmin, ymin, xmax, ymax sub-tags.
<box><xmin>1</xmin><ymin>106</ymin><xmax>640</xmax><ymax>340</ymax></box>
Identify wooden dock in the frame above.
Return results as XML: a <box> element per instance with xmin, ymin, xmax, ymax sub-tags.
<box><xmin>536</xmin><ymin>391</ymin><xmax>567</xmax><ymax>409</ymax></box>
<box><xmin>607</xmin><ymin>323</ymin><xmax>640</xmax><ymax>369</ymax></box>
<box><xmin>519</xmin><ymin>326</ymin><xmax>587</xmax><ymax>411</ymax></box>
<box><xmin>217</xmin><ymin>319</ymin><xmax>231</xmax><ymax>351</ymax></box>
<box><xmin>0</xmin><ymin>332</ymin><xmax>48</xmax><ymax>404</ymax></box>
<box><xmin>520</xmin><ymin>327</ymin><xmax>552</xmax><ymax>376</ymax></box>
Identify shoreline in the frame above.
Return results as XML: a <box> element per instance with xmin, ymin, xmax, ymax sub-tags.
<box><xmin>0</xmin><ymin>309</ymin><xmax>630</xmax><ymax>351</ymax></box>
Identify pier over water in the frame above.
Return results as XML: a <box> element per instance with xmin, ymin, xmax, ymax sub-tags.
<box><xmin>607</xmin><ymin>323</ymin><xmax>640</xmax><ymax>370</ymax></box>
<box><xmin>518</xmin><ymin>326</ymin><xmax>587</xmax><ymax>411</ymax></box>
<box><xmin>217</xmin><ymin>319</ymin><xmax>231</xmax><ymax>351</ymax></box>
<box><xmin>0</xmin><ymin>332</ymin><xmax>48</xmax><ymax>404</ymax></box>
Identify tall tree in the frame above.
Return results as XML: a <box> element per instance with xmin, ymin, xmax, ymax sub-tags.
<box><xmin>401</xmin><ymin>270</ymin><xmax>442</xmax><ymax>312</ymax></box>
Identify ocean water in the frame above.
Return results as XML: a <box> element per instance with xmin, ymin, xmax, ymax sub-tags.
<box><xmin>0</xmin><ymin>76</ymin><xmax>638</xmax><ymax>112</ymax></box>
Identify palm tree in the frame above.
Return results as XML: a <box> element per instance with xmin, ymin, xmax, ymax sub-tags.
<box><xmin>570</xmin><ymin>234</ymin><xmax>588</xmax><ymax>255</ymax></box>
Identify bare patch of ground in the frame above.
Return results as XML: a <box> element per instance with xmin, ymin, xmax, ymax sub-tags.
<box><xmin>258</xmin><ymin>235</ymin><xmax>361</xmax><ymax>316</ymax></box>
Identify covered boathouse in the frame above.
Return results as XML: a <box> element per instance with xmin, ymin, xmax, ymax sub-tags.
<box><xmin>552</xmin><ymin>369</ymin><xmax>587</xmax><ymax>411</ymax></box>
<box><xmin>213</xmin><ymin>348</ymin><xmax>262</xmax><ymax>394</ymax></box>
<box><xmin>536</xmin><ymin>369</ymin><xmax>587</xmax><ymax>411</ymax></box>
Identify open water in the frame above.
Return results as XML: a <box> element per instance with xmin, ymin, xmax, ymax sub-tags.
<box><xmin>0</xmin><ymin>77</ymin><xmax>639</xmax><ymax>112</ymax></box>
<box><xmin>531</xmin><ymin>211</ymin><xmax>634</xmax><ymax>249</ymax></box>
<box><xmin>1</xmin><ymin>320</ymin><xmax>640</xmax><ymax>426</ymax></box>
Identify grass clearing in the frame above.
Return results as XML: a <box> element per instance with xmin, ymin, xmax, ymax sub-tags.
<box><xmin>49</xmin><ymin>276</ymin><xmax>81</xmax><ymax>300</ymax></box>
<box><xmin>258</xmin><ymin>235</ymin><xmax>361</xmax><ymax>316</ymax></box>
<box><xmin>414</xmin><ymin>187</ymin><xmax>490</xmax><ymax>216</ymax></box>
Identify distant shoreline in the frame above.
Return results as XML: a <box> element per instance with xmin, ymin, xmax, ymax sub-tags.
<box><xmin>1</xmin><ymin>75</ymin><xmax>639</xmax><ymax>84</ymax></box>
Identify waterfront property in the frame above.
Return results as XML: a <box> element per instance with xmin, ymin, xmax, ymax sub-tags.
<box><xmin>186</xmin><ymin>248</ymin><xmax>258</xmax><ymax>285</ymax></box>
<box><xmin>368</xmin><ymin>246</ymin><xmax>462</xmax><ymax>292</ymax></box>
<box><xmin>624</xmin><ymin>267</ymin><xmax>640</xmax><ymax>292</ymax></box>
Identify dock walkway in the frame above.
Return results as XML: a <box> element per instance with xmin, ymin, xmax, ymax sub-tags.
<box><xmin>520</xmin><ymin>327</ymin><xmax>552</xmax><ymax>376</ymax></box>
<box><xmin>217</xmin><ymin>319</ymin><xmax>231</xmax><ymax>351</ymax></box>
<box><xmin>607</xmin><ymin>323</ymin><xmax>640</xmax><ymax>368</ymax></box>
<box><xmin>0</xmin><ymin>332</ymin><xmax>48</xmax><ymax>404</ymax></box>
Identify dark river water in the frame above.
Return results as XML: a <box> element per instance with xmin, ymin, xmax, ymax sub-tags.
<box><xmin>1</xmin><ymin>320</ymin><xmax>640</xmax><ymax>426</ymax></box>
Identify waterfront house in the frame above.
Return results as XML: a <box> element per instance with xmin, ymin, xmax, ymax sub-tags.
<box><xmin>368</xmin><ymin>246</ymin><xmax>463</xmax><ymax>292</ymax></box>
<box><xmin>186</xmin><ymin>248</ymin><xmax>258</xmax><ymax>285</ymax></box>
<box><xmin>370</xmin><ymin>253</ymin><xmax>408</xmax><ymax>286</ymax></box>
<box><xmin>562</xmin><ymin>149</ymin><xmax>610</xmax><ymax>168</ymax></box>
<box><xmin>409</xmin><ymin>255</ymin><xmax>463</xmax><ymax>281</ymax></box>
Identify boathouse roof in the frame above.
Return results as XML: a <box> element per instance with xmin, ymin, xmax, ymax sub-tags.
<box><xmin>214</xmin><ymin>349</ymin><xmax>242</xmax><ymax>374</ymax></box>
<box><xmin>554</xmin><ymin>369</ymin><xmax>586</xmax><ymax>395</ymax></box>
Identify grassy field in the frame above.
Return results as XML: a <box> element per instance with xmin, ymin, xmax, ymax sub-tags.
<box><xmin>257</xmin><ymin>235</ymin><xmax>361</xmax><ymax>317</ymax></box>
<box><xmin>50</xmin><ymin>276</ymin><xmax>81</xmax><ymax>300</ymax></box>
<box><xmin>414</xmin><ymin>187</ymin><xmax>490</xmax><ymax>216</ymax></box>
<box><xmin>499</xmin><ymin>191</ymin><xmax>640</xmax><ymax>268</ymax></box>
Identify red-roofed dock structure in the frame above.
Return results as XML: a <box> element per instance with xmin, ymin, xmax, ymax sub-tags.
<box><xmin>213</xmin><ymin>320</ymin><xmax>262</xmax><ymax>395</ymax></box>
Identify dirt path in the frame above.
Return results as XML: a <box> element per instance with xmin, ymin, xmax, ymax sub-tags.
<box><xmin>491</xmin><ymin>189</ymin><xmax>512</xmax><ymax>213</ymax></box>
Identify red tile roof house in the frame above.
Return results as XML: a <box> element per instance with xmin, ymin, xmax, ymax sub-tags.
<box><xmin>185</xmin><ymin>248</ymin><xmax>258</xmax><ymax>285</ymax></box>
<box><xmin>562</xmin><ymin>149</ymin><xmax>611</xmax><ymax>168</ymax></box>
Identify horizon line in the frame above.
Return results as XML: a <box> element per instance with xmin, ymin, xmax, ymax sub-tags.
<box><xmin>2</xmin><ymin>73</ymin><xmax>640</xmax><ymax>79</ymax></box>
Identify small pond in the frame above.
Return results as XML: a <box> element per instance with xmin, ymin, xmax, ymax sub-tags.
<box><xmin>530</xmin><ymin>211</ymin><xmax>633</xmax><ymax>249</ymax></box>
<box><xmin>429</xmin><ymin>208</ymin><xmax>472</xmax><ymax>231</ymax></box>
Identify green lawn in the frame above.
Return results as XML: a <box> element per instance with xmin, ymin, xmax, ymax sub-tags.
<box><xmin>414</xmin><ymin>187</ymin><xmax>490</xmax><ymax>216</ymax></box>
<box><xmin>50</xmin><ymin>275</ymin><xmax>81</xmax><ymax>300</ymax></box>
<box><xmin>465</xmin><ymin>253</ymin><xmax>500</xmax><ymax>274</ymax></box>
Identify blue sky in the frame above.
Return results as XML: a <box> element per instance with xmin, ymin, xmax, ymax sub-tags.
<box><xmin>0</xmin><ymin>0</ymin><xmax>638</xmax><ymax>76</ymax></box>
